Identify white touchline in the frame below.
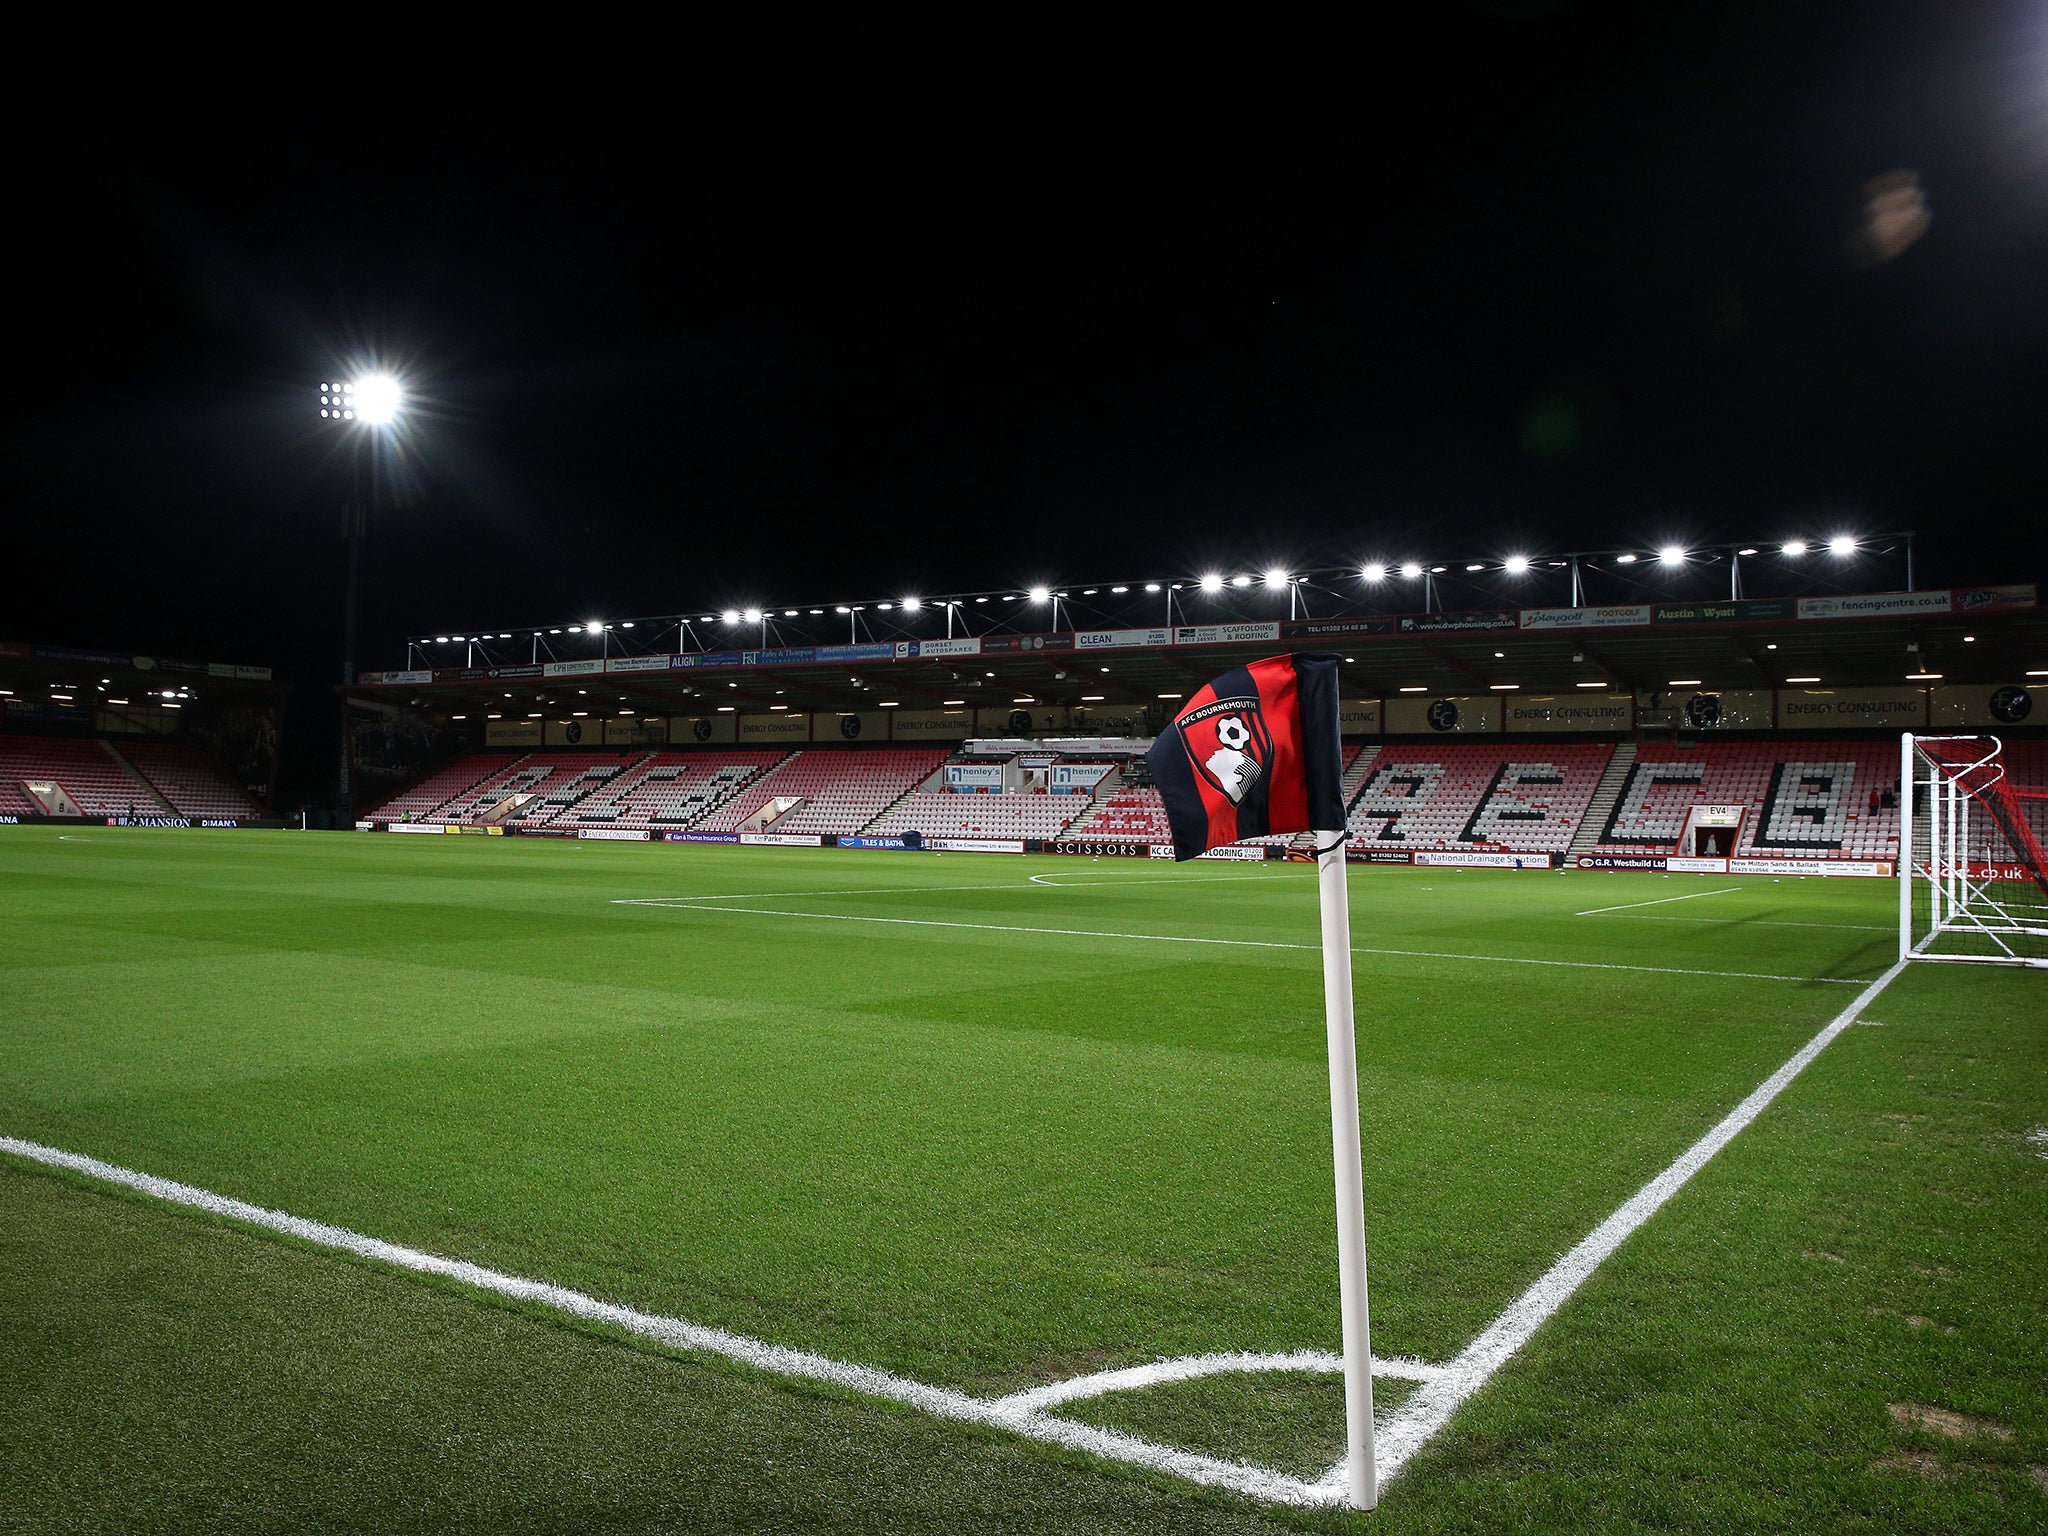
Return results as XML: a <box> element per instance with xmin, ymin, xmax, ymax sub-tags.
<box><xmin>639</xmin><ymin>902</ymin><xmax>1867</xmax><ymax>986</ymax></box>
<box><xmin>1575</xmin><ymin>886</ymin><xmax>1742</xmax><ymax>917</ymax></box>
<box><xmin>1330</xmin><ymin>957</ymin><xmax>1909</xmax><ymax>1491</ymax></box>
<box><xmin>0</xmin><ymin>1133</ymin><xmax>1341</xmax><ymax>1508</ymax></box>
<box><xmin>612</xmin><ymin>872</ymin><xmax>1288</xmax><ymax>904</ymax></box>
<box><xmin>0</xmin><ymin>961</ymin><xmax>1904</xmax><ymax>1509</ymax></box>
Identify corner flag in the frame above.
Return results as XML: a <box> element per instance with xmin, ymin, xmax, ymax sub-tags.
<box><xmin>1147</xmin><ymin>650</ymin><xmax>1378</xmax><ymax>1510</ymax></box>
<box><xmin>1146</xmin><ymin>652</ymin><xmax>1347</xmax><ymax>861</ymax></box>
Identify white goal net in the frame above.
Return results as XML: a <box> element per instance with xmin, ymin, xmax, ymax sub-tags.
<box><xmin>1900</xmin><ymin>733</ymin><xmax>2048</xmax><ymax>968</ymax></box>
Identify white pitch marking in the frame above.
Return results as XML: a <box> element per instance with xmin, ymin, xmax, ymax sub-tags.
<box><xmin>614</xmin><ymin>872</ymin><xmax>1289</xmax><ymax>904</ymax></box>
<box><xmin>1336</xmin><ymin>958</ymin><xmax>1909</xmax><ymax>1490</ymax></box>
<box><xmin>1595</xmin><ymin>914</ymin><xmax>1895</xmax><ymax>934</ymax></box>
<box><xmin>0</xmin><ymin>1133</ymin><xmax>1343</xmax><ymax>1508</ymax></box>
<box><xmin>642</xmin><ymin>903</ymin><xmax>1867</xmax><ymax>986</ymax></box>
<box><xmin>1575</xmin><ymin>887</ymin><xmax>1742</xmax><ymax>917</ymax></box>
<box><xmin>993</xmin><ymin>1349</ymin><xmax>1443</xmax><ymax>1416</ymax></box>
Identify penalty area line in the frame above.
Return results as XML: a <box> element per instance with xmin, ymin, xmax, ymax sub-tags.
<box><xmin>1344</xmin><ymin>957</ymin><xmax>1909</xmax><ymax>1490</ymax></box>
<box><xmin>1575</xmin><ymin>886</ymin><xmax>1742</xmax><ymax>917</ymax></box>
<box><xmin>0</xmin><ymin>1134</ymin><xmax>1344</xmax><ymax>1509</ymax></box>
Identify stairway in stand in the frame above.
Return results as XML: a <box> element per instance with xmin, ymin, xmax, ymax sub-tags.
<box><xmin>1566</xmin><ymin>741</ymin><xmax>1638</xmax><ymax>862</ymax></box>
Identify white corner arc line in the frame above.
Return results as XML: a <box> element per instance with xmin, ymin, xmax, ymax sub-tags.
<box><xmin>1342</xmin><ymin>958</ymin><xmax>1908</xmax><ymax>1490</ymax></box>
<box><xmin>0</xmin><ymin>1134</ymin><xmax>1343</xmax><ymax>1509</ymax></box>
<box><xmin>994</xmin><ymin>1349</ymin><xmax>1443</xmax><ymax>1416</ymax></box>
<box><xmin>1575</xmin><ymin>886</ymin><xmax>1742</xmax><ymax>917</ymax></box>
<box><xmin>641</xmin><ymin>902</ymin><xmax>1866</xmax><ymax>986</ymax></box>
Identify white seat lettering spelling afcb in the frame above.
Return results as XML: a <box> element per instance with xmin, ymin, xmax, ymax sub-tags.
<box><xmin>1600</xmin><ymin>759</ymin><xmax>1705</xmax><ymax>846</ymax></box>
<box><xmin>1461</xmin><ymin>762</ymin><xmax>1568</xmax><ymax>845</ymax></box>
<box><xmin>1755</xmin><ymin>760</ymin><xmax>1857</xmax><ymax>850</ymax></box>
<box><xmin>1350</xmin><ymin>762</ymin><xmax>1446</xmax><ymax>842</ymax></box>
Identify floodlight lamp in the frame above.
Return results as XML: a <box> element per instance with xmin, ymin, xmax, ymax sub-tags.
<box><xmin>1230</xmin><ymin>574</ymin><xmax>1252</xmax><ymax>588</ymax></box>
<box><xmin>351</xmin><ymin>373</ymin><xmax>403</xmax><ymax>425</ymax></box>
<box><xmin>1144</xmin><ymin>582</ymin><xmax>1162</xmax><ymax>592</ymax></box>
<box><xmin>1263</xmin><ymin>568</ymin><xmax>1289</xmax><ymax>587</ymax></box>
<box><xmin>721</xmin><ymin>609</ymin><xmax>741</xmax><ymax>623</ymax></box>
<box><xmin>742</xmin><ymin>608</ymin><xmax>763</xmax><ymax>623</ymax></box>
<box><xmin>1781</xmin><ymin>539</ymin><xmax>1808</xmax><ymax>556</ymax></box>
<box><xmin>435</xmin><ymin>636</ymin><xmax>449</xmax><ymax>644</ymax></box>
<box><xmin>1028</xmin><ymin>586</ymin><xmax>1052</xmax><ymax>603</ymax></box>
<box><xmin>585</xmin><ymin>621</ymin><xmax>602</xmax><ymax>633</ymax></box>
<box><xmin>1399</xmin><ymin>562</ymin><xmax>1423</xmax><ymax>579</ymax></box>
<box><xmin>1198</xmin><ymin>573</ymin><xmax>1224</xmax><ymax>592</ymax></box>
<box><xmin>1658</xmin><ymin>545</ymin><xmax>1686</xmax><ymax>566</ymax></box>
<box><xmin>1362</xmin><ymin>562</ymin><xmax>1387</xmax><ymax>582</ymax></box>
<box><xmin>1111</xmin><ymin>585</ymin><xmax>1129</xmax><ymax>594</ymax></box>
<box><xmin>1465</xmin><ymin>563</ymin><xmax>1484</xmax><ymax>572</ymax></box>
<box><xmin>1828</xmin><ymin>534</ymin><xmax>1856</xmax><ymax>555</ymax></box>
<box><xmin>1614</xmin><ymin>552</ymin><xmax>1638</xmax><ymax>565</ymax></box>
<box><xmin>1504</xmin><ymin>554</ymin><xmax>1531</xmax><ymax>575</ymax></box>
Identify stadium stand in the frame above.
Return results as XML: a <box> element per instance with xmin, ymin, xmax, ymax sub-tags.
<box><xmin>545</xmin><ymin>750</ymin><xmax>790</xmax><ymax>828</ymax></box>
<box><xmin>0</xmin><ymin>736</ymin><xmax>174</xmax><ymax>817</ymax></box>
<box><xmin>429</xmin><ymin>757</ymin><xmax>560</xmax><ymax>824</ymax></box>
<box><xmin>865</xmin><ymin>789</ymin><xmax>1092</xmax><ymax>841</ymax></box>
<box><xmin>1063</xmin><ymin>784</ymin><xmax>1172</xmax><ymax>843</ymax></box>
<box><xmin>364</xmin><ymin>752</ymin><xmax>522</xmax><ymax>824</ymax></box>
<box><xmin>1348</xmin><ymin>743</ymin><xmax>1613</xmax><ymax>855</ymax></box>
<box><xmin>507</xmin><ymin>752</ymin><xmax>656</xmax><ymax>828</ymax></box>
<box><xmin>1588</xmin><ymin>741</ymin><xmax>1904</xmax><ymax>859</ymax></box>
<box><xmin>112</xmin><ymin>741</ymin><xmax>260</xmax><ymax>818</ymax></box>
<box><xmin>699</xmin><ymin>748</ymin><xmax>951</xmax><ymax>835</ymax></box>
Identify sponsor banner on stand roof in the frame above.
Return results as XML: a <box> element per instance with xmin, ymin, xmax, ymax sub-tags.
<box><xmin>894</xmin><ymin>638</ymin><xmax>982</xmax><ymax>658</ymax></box>
<box><xmin>737</xmin><ymin>712</ymin><xmax>809</xmax><ymax>743</ymax></box>
<box><xmin>1339</xmin><ymin>699</ymin><xmax>1382</xmax><ymax>734</ymax></box>
<box><xmin>664</xmin><ymin>830</ymin><xmax>740</xmax><ymax>843</ymax></box>
<box><xmin>1383</xmin><ymin>693</ymin><xmax>1503</xmax><ymax>734</ymax></box>
<box><xmin>578</xmin><ymin>828</ymin><xmax>650</xmax><ymax>841</ymax></box>
<box><xmin>1518</xmin><ymin>605</ymin><xmax>1654</xmax><ymax>631</ymax></box>
<box><xmin>206</xmin><ymin>662</ymin><xmax>275</xmax><ymax>680</ymax></box>
<box><xmin>457</xmin><ymin>664</ymin><xmax>543</xmax><ymax>680</ymax></box>
<box><xmin>1776</xmin><ymin>686</ymin><xmax>1928</xmax><ymax>729</ymax></box>
<box><xmin>605</xmin><ymin>655</ymin><xmax>672</xmax><ymax>673</ymax></box>
<box><xmin>1950</xmin><ymin>584</ymin><xmax>2036</xmax><ymax>614</ymax></box>
<box><xmin>980</xmin><ymin>634</ymin><xmax>1075</xmax><ymax>654</ymax></box>
<box><xmin>1171</xmin><ymin>623</ymin><xmax>1281</xmax><ymax>646</ymax></box>
<box><xmin>814</xmin><ymin>710</ymin><xmax>889</xmax><ymax>742</ymax></box>
<box><xmin>543</xmin><ymin>659</ymin><xmax>605</xmax><ymax>678</ymax></box>
<box><xmin>1638</xmin><ymin>688</ymin><xmax>1774</xmax><ymax>731</ymax></box>
<box><xmin>1653</xmin><ymin>598</ymin><xmax>1794</xmax><ymax>624</ymax></box>
<box><xmin>1503</xmin><ymin>693</ymin><xmax>1633</xmax><ymax>732</ymax></box>
<box><xmin>1398</xmin><ymin>610</ymin><xmax>1517</xmax><ymax>634</ymax></box>
<box><xmin>752</xmin><ymin>647</ymin><xmax>818</xmax><ymax>665</ymax></box>
<box><xmin>740</xmin><ymin>832</ymin><xmax>824</xmax><ymax>847</ymax></box>
<box><xmin>816</xmin><ymin>642</ymin><xmax>900</xmax><ymax>663</ymax></box>
<box><xmin>361</xmin><ymin>669</ymin><xmax>434</xmax><ymax>686</ymax></box>
<box><xmin>1076</xmin><ymin>627</ymin><xmax>1173</xmax><ymax>650</ymax></box>
<box><xmin>1069</xmin><ymin>701</ymin><xmax>1151</xmax><ymax>734</ymax></box>
<box><xmin>1413</xmin><ymin>850</ymin><xmax>1558</xmax><ymax>869</ymax></box>
<box><xmin>888</xmin><ymin>707</ymin><xmax>976</xmax><ymax>740</ymax></box>
<box><xmin>484</xmin><ymin>719</ymin><xmax>544</xmax><ymax>747</ymax></box>
<box><xmin>1796</xmin><ymin>590</ymin><xmax>1952</xmax><ymax>620</ymax></box>
<box><xmin>543</xmin><ymin>719</ymin><xmax>600</xmax><ymax>746</ymax></box>
<box><xmin>1929</xmin><ymin>683</ymin><xmax>2041</xmax><ymax>728</ymax></box>
<box><xmin>672</xmin><ymin>714</ymin><xmax>738</xmax><ymax>744</ymax></box>
<box><xmin>604</xmin><ymin>717</ymin><xmax>668</xmax><ymax>745</ymax></box>
<box><xmin>0</xmin><ymin>641</ymin><xmax>30</xmax><ymax>660</ymax></box>
<box><xmin>1288</xmin><ymin>617</ymin><xmax>1398</xmax><ymax>638</ymax></box>
<box><xmin>976</xmin><ymin>705</ymin><xmax>1071</xmax><ymax>735</ymax></box>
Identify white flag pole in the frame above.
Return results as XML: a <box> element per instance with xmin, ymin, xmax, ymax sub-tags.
<box><xmin>1316</xmin><ymin>827</ymin><xmax>1377</xmax><ymax>1510</ymax></box>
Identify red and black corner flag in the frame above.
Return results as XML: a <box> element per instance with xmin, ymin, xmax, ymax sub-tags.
<box><xmin>1147</xmin><ymin>652</ymin><xmax>1347</xmax><ymax>861</ymax></box>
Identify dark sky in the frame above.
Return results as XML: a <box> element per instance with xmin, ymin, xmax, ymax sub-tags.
<box><xmin>6</xmin><ymin>4</ymin><xmax>2046</xmax><ymax>795</ymax></box>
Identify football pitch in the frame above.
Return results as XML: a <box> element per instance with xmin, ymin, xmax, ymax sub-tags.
<box><xmin>3</xmin><ymin>826</ymin><xmax>2043</xmax><ymax>1533</ymax></box>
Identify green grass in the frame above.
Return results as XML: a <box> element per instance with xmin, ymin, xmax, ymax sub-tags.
<box><xmin>1</xmin><ymin>827</ymin><xmax>2042</xmax><ymax>1531</ymax></box>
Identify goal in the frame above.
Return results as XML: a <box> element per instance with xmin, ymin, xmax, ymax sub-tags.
<box><xmin>1900</xmin><ymin>733</ymin><xmax>2048</xmax><ymax>968</ymax></box>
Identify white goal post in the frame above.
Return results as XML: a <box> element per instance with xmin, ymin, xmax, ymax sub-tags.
<box><xmin>1899</xmin><ymin>732</ymin><xmax>2048</xmax><ymax>968</ymax></box>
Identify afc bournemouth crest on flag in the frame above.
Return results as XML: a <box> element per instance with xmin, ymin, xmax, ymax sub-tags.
<box><xmin>1174</xmin><ymin>695</ymin><xmax>1273</xmax><ymax>806</ymax></box>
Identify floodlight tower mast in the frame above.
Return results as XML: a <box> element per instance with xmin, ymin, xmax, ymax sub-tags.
<box><xmin>320</xmin><ymin>373</ymin><xmax>404</xmax><ymax>825</ymax></box>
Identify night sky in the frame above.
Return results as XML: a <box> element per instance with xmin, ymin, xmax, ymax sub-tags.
<box><xmin>6</xmin><ymin>4</ymin><xmax>2046</xmax><ymax>799</ymax></box>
